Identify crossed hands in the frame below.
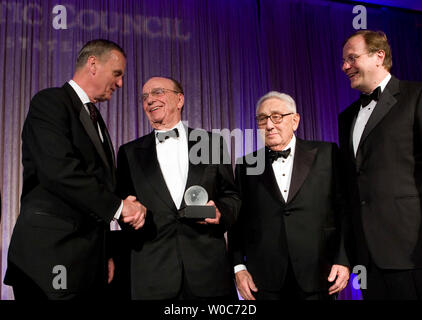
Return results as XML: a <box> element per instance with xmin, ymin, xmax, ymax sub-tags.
<box><xmin>121</xmin><ymin>195</ymin><xmax>147</xmax><ymax>230</ymax></box>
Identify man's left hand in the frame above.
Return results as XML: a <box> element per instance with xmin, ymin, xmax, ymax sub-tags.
<box><xmin>197</xmin><ymin>200</ymin><xmax>221</xmax><ymax>225</ymax></box>
<box><xmin>328</xmin><ymin>264</ymin><xmax>350</xmax><ymax>295</ymax></box>
<box><xmin>204</xmin><ymin>200</ymin><xmax>221</xmax><ymax>224</ymax></box>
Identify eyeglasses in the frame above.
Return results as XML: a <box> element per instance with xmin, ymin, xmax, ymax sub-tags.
<box><xmin>342</xmin><ymin>53</ymin><xmax>369</xmax><ymax>67</ymax></box>
<box><xmin>141</xmin><ymin>88</ymin><xmax>181</xmax><ymax>102</ymax></box>
<box><xmin>256</xmin><ymin>113</ymin><xmax>294</xmax><ymax>126</ymax></box>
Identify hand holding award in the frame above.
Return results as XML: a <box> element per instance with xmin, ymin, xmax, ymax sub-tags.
<box><xmin>179</xmin><ymin>185</ymin><xmax>216</xmax><ymax>219</ymax></box>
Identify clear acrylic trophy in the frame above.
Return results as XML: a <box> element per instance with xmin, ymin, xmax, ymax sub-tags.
<box><xmin>178</xmin><ymin>185</ymin><xmax>216</xmax><ymax>219</ymax></box>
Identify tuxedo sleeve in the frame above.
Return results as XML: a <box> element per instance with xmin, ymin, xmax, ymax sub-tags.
<box><xmin>115</xmin><ymin>145</ymin><xmax>138</xmax><ymax>232</ymax></box>
<box><xmin>331</xmin><ymin>143</ymin><xmax>350</xmax><ymax>267</ymax></box>
<box><xmin>227</xmin><ymin>161</ymin><xmax>247</xmax><ymax>267</ymax></box>
<box><xmin>116</xmin><ymin>145</ymin><xmax>137</xmax><ymax>200</ymax></box>
<box><xmin>23</xmin><ymin>89</ymin><xmax>121</xmax><ymax>223</ymax></box>
<box><xmin>414</xmin><ymin>83</ymin><xmax>422</xmax><ymax>168</ymax></box>
<box><xmin>213</xmin><ymin>134</ymin><xmax>242</xmax><ymax>232</ymax></box>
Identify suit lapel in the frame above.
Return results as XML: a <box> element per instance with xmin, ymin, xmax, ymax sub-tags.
<box><xmin>135</xmin><ymin>132</ymin><xmax>178</xmax><ymax>211</ymax></box>
<box><xmin>62</xmin><ymin>83</ymin><xmax>112</xmax><ymax>173</ymax></box>
<box><xmin>79</xmin><ymin>109</ymin><xmax>112</xmax><ymax>172</ymax></box>
<box><xmin>287</xmin><ymin>139</ymin><xmax>317</xmax><ymax>203</ymax></box>
<box><xmin>357</xmin><ymin>76</ymin><xmax>399</xmax><ymax>153</ymax></box>
<box><xmin>260</xmin><ymin>149</ymin><xmax>285</xmax><ymax>204</ymax></box>
<box><xmin>97</xmin><ymin>113</ymin><xmax>116</xmax><ymax>183</ymax></box>
<box><xmin>181</xmin><ymin>127</ymin><xmax>206</xmax><ymax>208</ymax></box>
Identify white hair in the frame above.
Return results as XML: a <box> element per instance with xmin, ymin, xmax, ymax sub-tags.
<box><xmin>256</xmin><ymin>91</ymin><xmax>297</xmax><ymax>114</ymax></box>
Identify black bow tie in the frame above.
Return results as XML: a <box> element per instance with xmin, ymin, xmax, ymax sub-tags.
<box><xmin>156</xmin><ymin>128</ymin><xmax>179</xmax><ymax>143</ymax></box>
<box><xmin>360</xmin><ymin>86</ymin><xmax>381</xmax><ymax>107</ymax></box>
<box><xmin>268</xmin><ymin>148</ymin><xmax>291</xmax><ymax>162</ymax></box>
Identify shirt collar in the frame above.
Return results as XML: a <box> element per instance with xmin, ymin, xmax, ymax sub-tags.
<box><xmin>285</xmin><ymin>134</ymin><xmax>296</xmax><ymax>156</ymax></box>
<box><xmin>378</xmin><ymin>73</ymin><xmax>391</xmax><ymax>94</ymax></box>
<box><xmin>270</xmin><ymin>134</ymin><xmax>296</xmax><ymax>161</ymax></box>
<box><xmin>68</xmin><ymin>80</ymin><xmax>91</xmax><ymax>105</ymax></box>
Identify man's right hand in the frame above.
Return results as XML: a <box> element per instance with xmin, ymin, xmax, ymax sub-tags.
<box><xmin>235</xmin><ymin>270</ymin><xmax>258</xmax><ymax>300</ymax></box>
<box><xmin>121</xmin><ymin>195</ymin><xmax>147</xmax><ymax>230</ymax></box>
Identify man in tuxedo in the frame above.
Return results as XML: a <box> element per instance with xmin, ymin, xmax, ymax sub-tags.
<box><xmin>338</xmin><ymin>30</ymin><xmax>422</xmax><ymax>299</ymax></box>
<box><xmin>4</xmin><ymin>39</ymin><xmax>145</xmax><ymax>300</ymax></box>
<box><xmin>229</xmin><ymin>91</ymin><xmax>349</xmax><ymax>300</ymax></box>
<box><xmin>116</xmin><ymin>76</ymin><xmax>241</xmax><ymax>300</ymax></box>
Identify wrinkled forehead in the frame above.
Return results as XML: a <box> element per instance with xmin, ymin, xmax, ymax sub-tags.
<box><xmin>257</xmin><ymin>98</ymin><xmax>289</xmax><ymax>114</ymax></box>
<box><xmin>142</xmin><ymin>77</ymin><xmax>174</xmax><ymax>93</ymax></box>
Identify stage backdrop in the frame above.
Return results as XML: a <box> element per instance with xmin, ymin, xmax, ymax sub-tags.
<box><xmin>1</xmin><ymin>0</ymin><xmax>421</xmax><ymax>300</ymax></box>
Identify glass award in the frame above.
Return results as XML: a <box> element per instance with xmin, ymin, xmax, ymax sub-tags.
<box><xmin>179</xmin><ymin>185</ymin><xmax>216</xmax><ymax>219</ymax></box>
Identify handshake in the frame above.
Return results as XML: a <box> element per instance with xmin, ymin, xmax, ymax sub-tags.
<box><xmin>121</xmin><ymin>195</ymin><xmax>147</xmax><ymax>230</ymax></box>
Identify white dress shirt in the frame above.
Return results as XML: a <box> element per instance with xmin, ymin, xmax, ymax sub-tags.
<box><xmin>271</xmin><ymin>135</ymin><xmax>296</xmax><ymax>202</ymax></box>
<box><xmin>155</xmin><ymin>121</ymin><xmax>189</xmax><ymax>210</ymax></box>
<box><xmin>68</xmin><ymin>80</ymin><xmax>123</xmax><ymax>220</ymax></box>
<box><xmin>234</xmin><ymin>135</ymin><xmax>296</xmax><ymax>274</ymax></box>
<box><xmin>352</xmin><ymin>73</ymin><xmax>391</xmax><ymax>156</ymax></box>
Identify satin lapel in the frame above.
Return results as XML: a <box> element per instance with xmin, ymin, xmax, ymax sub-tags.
<box><xmin>358</xmin><ymin>77</ymin><xmax>399</xmax><ymax>152</ymax></box>
<box><xmin>182</xmin><ymin>127</ymin><xmax>205</xmax><ymax>208</ymax></box>
<box><xmin>286</xmin><ymin>139</ymin><xmax>317</xmax><ymax>203</ymax></box>
<box><xmin>348</xmin><ymin>102</ymin><xmax>360</xmax><ymax>162</ymax></box>
<box><xmin>260</xmin><ymin>150</ymin><xmax>285</xmax><ymax>204</ymax></box>
<box><xmin>135</xmin><ymin>132</ymin><xmax>177</xmax><ymax>211</ymax></box>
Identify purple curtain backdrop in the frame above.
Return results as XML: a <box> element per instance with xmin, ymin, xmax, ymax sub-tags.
<box><xmin>0</xmin><ymin>0</ymin><xmax>421</xmax><ymax>300</ymax></box>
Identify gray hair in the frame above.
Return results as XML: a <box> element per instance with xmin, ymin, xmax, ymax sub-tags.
<box><xmin>75</xmin><ymin>39</ymin><xmax>126</xmax><ymax>70</ymax></box>
<box><xmin>256</xmin><ymin>91</ymin><xmax>297</xmax><ymax>114</ymax></box>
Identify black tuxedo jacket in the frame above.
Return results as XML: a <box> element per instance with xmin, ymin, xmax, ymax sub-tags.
<box><xmin>338</xmin><ymin>76</ymin><xmax>422</xmax><ymax>269</ymax></box>
<box><xmin>229</xmin><ymin>139</ymin><xmax>348</xmax><ymax>293</ymax></box>
<box><xmin>4</xmin><ymin>83</ymin><xmax>121</xmax><ymax>297</ymax></box>
<box><xmin>116</xmin><ymin>128</ymin><xmax>241</xmax><ymax>299</ymax></box>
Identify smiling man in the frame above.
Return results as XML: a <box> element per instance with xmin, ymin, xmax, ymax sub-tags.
<box><xmin>229</xmin><ymin>91</ymin><xmax>349</xmax><ymax>300</ymax></box>
<box><xmin>338</xmin><ymin>30</ymin><xmax>422</xmax><ymax>300</ymax></box>
<box><xmin>5</xmin><ymin>39</ymin><xmax>146</xmax><ymax>300</ymax></box>
<box><xmin>116</xmin><ymin>76</ymin><xmax>241</xmax><ymax>300</ymax></box>
<box><xmin>141</xmin><ymin>77</ymin><xmax>185</xmax><ymax>128</ymax></box>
